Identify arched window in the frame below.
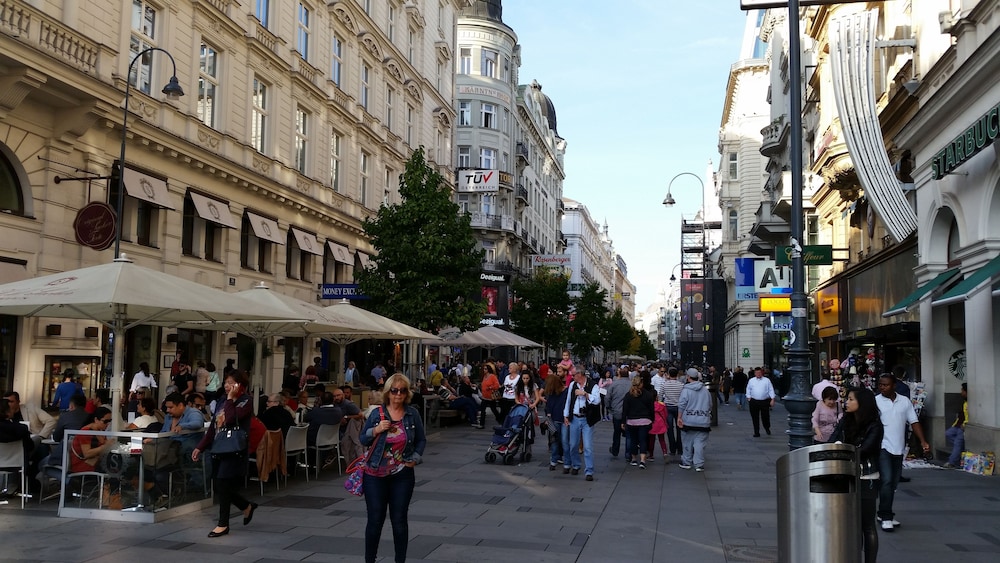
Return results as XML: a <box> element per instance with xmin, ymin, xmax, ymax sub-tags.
<box><xmin>0</xmin><ymin>146</ymin><xmax>26</xmax><ymax>215</ymax></box>
<box><xmin>728</xmin><ymin>210</ymin><xmax>738</xmax><ymax>240</ymax></box>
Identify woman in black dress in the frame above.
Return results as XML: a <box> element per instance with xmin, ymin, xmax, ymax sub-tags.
<box><xmin>193</xmin><ymin>370</ymin><xmax>258</xmax><ymax>537</ymax></box>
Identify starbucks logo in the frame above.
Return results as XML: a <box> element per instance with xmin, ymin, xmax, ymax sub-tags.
<box><xmin>948</xmin><ymin>349</ymin><xmax>966</xmax><ymax>382</ymax></box>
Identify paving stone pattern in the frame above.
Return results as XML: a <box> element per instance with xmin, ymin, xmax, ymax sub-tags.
<box><xmin>1</xmin><ymin>402</ymin><xmax>998</xmax><ymax>562</ymax></box>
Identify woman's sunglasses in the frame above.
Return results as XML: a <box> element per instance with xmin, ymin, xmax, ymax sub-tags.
<box><xmin>389</xmin><ymin>387</ymin><xmax>408</xmax><ymax>395</ymax></box>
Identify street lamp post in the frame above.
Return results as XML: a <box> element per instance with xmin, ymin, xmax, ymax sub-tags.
<box><xmin>108</xmin><ymin>48</ymin><xmax>183</xmax><ymax>430</ymax></box>
<box><xmin>664</xmin><ymin>173</ymin><xmax>718</xmax><ymax>426</ymax></box>
<box><xmin>114</xmin><ymin>47</ymin><xmax>184</xmax><ymax>259</ymax></box>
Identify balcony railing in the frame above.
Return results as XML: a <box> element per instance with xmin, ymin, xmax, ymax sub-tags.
<box><xmin>470</xmin><ymin>212</ymin><xmax>515</xmax><ymax>232</ymax></box>
<box><xmin>760</xmin><ymin>115</ymin><xmax>788</xmax><ymax>157</ymax></box>
<box><xmin>0</xmin><ymin>0</ymin><xmax>103</xmax><ymax>76</ymax></box>
<box><xmin>515</xmin><ymin>142</ymin><xmax>529</xmax><ymax>164</ymax></box>
<box><xmin>516</xmin><ymin>184</ymin><xmax>528</xmax><ymax>205</ymax></box>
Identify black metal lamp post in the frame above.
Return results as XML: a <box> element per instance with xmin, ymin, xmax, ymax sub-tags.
<box><xmin>114</xmin><ymin>47</ymin><xmax>184</xmax><ymax>258</ymax></box>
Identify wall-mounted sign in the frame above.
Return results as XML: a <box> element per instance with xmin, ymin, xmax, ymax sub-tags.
<box><xmin>759</xmin><ymin>295</ymin><xmax>792</xmax><ymax>312</ymax></box>
<box><xmin>775</xmin><ymin>244</ymin><xmax>833</xmax><ymax>266</ymax></box>
<box><xmin>735</xmin><ymin>257</ymin><xmax>759</xmax><ymax>301</ymax></box>
<box><xmin>457</xmin><ymin>85</ymin><xmax>512</xmax><ymax>104</ymax></box>
<box><xmin>754</xmin><ymin>260</ymin><xmax>792</xmax><ymax>293</ymax></box>
<box><xmin>458</xmin><ymin>169</ymin><xmax>499</xmax><ymax>192</ymax></box>
<box><xmin>931</xmin><ymin>100</ymin><xmax>1000</xmax><ymax>180</ymax></box>
<box><xmin>531</xmin><ymin>254</ymin><xmax>571</xmax><ymax>267</ymax></box>
<box><xmin>321</xmin><ymin>284</ymin><xmax>368</xmax><ymax>300</ymax></box>
<box><xmin>73</xmin><ymin>202</ymin><xmax>117</xmax><ymax>251</ymax></box>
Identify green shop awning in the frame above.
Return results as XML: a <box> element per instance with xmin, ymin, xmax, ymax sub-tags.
<box><xmin>933</xmin><ymin>254</ymin><xmax>1000</xmax><ymax>307</ymax></box>
<box><xmin>882</xmin><ymin>268</ymin><xmax>960</xmax><ymax>317</ymax></box>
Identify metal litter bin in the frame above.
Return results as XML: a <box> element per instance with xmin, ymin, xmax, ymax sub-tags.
<box><xmin>777</xmin><ymin>443</ymin><xmax>859</xmax><ymax>563</ymax></box>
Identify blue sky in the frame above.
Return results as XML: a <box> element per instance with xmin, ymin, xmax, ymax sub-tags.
<box><xmin>502</xmin><ymin>1</ymin><xmax>751</xmax><ymax>319</ymax></box>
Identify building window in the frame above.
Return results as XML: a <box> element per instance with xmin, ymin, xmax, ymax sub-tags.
<box><xmin>330</xmin><ymin>34</ymin><xmax>343</xmax><ymax>87</ymax></box>
<box><xmin>197</xmin><ymin>43</ymin><xmax>218</xmax><ymax>129</ymax></box>
<box><xmin>363</xmin><ymin>0</ymin><xmax>371</xmax><ymax>15</ymax></box>
<box><xmin>286</xmin><ymin>230</ymin><xmax>313</xmax><ymax>282</ymax></box>
<box><xmin>129</xmin><ymin>0</ymin><xmax>157</xmax><ymax>95</ymax></box>
<box><xmin>457</xmin><ymin>194</ymin><xmax>469</xmax><ymax>214</ymax></box>
<box><xmin>458</xmin><ymin>101</ymin><xmax>471</xmax><ymax>126</ymax></box>
<box><xmin>181</xmin><ymin>194</ymin><xmax>223</xmax><ymax>261</ymax></box>
<box><xmin>330</xmin><ymin>130</ymin><xmax>342</xmax><ymax>192</ymax></box>
<box><xmin>240</xmin><ymin>214</ymin><xmax>272</xmax><ymax>273</ymax></box>
<box><xmin>387</xmin><ymin>5</ymin><xmax>395</xmax><ymax>41</ymax></box>
<box><xmin>728</xmin><ymin>152</ymin><xmax>738</xmax><ymax>179</ymax></box>
<box><xmin>502</xmin><ymin>108</ymin><xmax>509</xmax><ymax>134</ymax></box>
<box><xmin>436</xmin><ymin>61</ymin><xmax>443</xmax><ymax>92</ymax></box>
<box><xmin>407</xmin><ymin>27</ymin><xmax>416</xmax><ymax>64</ymax></box>
<box><xmin>360</xmin><ymin>62</ymin><xmax>370</xmax><ymax>110</ymax></box>
<box><xmin>481</xmin><ymin>103</ymin><xmax>496</xmax><ymax>129</ymax></box>
<box><xmin>297</xmin><ymin>2</ymin><xmax>310</xmax><ymax>61</ymax></box>
<box><xmin>457</xmin><ymin>146</ymin><xmax>471</xmax><ymax>168</ymax></box>
<box><xmin>385</xmin><ymin>86</ymin><xmax>394</xmax><ymax>132</ymax></box>
<box><xmin>481</xmin><ymin>49</ymin><xmax>497</xmax><ymax>78</ymax></box>
<box><xmin>503</xmin><ymin>55</ymin><xmax>510</xmax><ymax>82</ymax></box>
<box><xmin>323</xmin><ymin>245</ymin><xmax>349</xmax><ymax>284</ymax></box>
<box><xmin>0</xmin><ymin>148</ymin><xmax>26</xmax><ymax>215</ymax></box>
<box><xmin>109</xmin><ymin>170</ymin><xmax>160</xmax><ymax>248</ymax></box>
<box><xmin>728</xmin><ymin>209</ymin><xmax>738</xmax><ymax>240</ymax></box>
<box><xmin>254</xmin><ymin>0</ymin><xmax>269</xmax><ymax>28</ymax></box>
<box><xmin>459</xmin><ymin>47</ymin><xmax>472</xmax><ymax>74</ymax></box>
<box><xmin>294</xmin><ymin>106</ymin><xmax>309</xmax><ymax>174</ymax></box>
<box><xmin>480</xmin><ymin>147</ymin><xmax>496</xmax><ymax>169</ymax></box>
<box><xmin>482</xmin><ymin>193</ymin><xmax>495</xmax><ymax>215</ymax></box>
<box><xmin>405</xmin><ymin>104</ymin><xmax>413</xmax><ymax>145</ymax></box>
<box><xmin>384</xmin><ymin>167</ymin><xmax>394</xmax><ymax>206</ymax></box>
<box><xmin>251</xmin><ymin>77</ymin><xmax>268</xmax><ymax>153</ymax></box>
<box><xmin>360</xmin><ymin>151</ymin><xmax>370</xmax><ymax>207</ymax></box>
<box><xmin>501</xmin><ymin>152</ymin><xmax>509</xmax><ymax>172</ymax></box>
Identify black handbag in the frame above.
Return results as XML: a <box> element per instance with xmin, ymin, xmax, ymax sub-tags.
<box><xmin>211</xmin><ymin>426</ymin><xmax>248</xmax><ymax>455</ymax></box>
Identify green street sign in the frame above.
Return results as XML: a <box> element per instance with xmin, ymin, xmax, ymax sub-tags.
<box><xmin>776</xmin><ymin>244</ymin><xmax>833</xmax><ymax>266</ymax></box>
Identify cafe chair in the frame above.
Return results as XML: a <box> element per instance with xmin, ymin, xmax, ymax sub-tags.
<box><xmin>284</xmin><ymin>425</ymin><xmax>309</xmax><ymax>484</ymax></box>
<box><xmin>65</xmin><ymin>470</ymin><xmax>110</xmax><ymax>509</ymax></box>
<box><xmin>248</xmin><ymin>429</ymin><xmax>286</xmax><ymax>495</ymax></box>
<box><xmin>0</xmin><ymin>441</ymin><xmax>27</xmax><ymax>509</ymax></box>
<box><xmin>311</xmin><ymin>424</ymin><xmax>343</xmax><ymax>478</ymax></box>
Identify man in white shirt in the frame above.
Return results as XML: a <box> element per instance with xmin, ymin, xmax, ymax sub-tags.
<box><xmin>562</xmin><ymin>369</ymin><xmax>601</xmax><ymax>481</ymax></box>
<box><xmin>875</xmin><ymin>374</ymin><xmax>930</xmax><ymax>532</ymax></box>
<box><xmin>746</xmin><ymin>368</ymin><xmax>776</xmax><ymax>437</ymax></box>
<box><xmin>650</xmin><ymin>365</ymin><xmax>667</xmax><ymax>402</ymax></box>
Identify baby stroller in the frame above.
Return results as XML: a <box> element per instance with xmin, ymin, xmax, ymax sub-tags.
<box><xmin>484</xmin><ymin>403</ymin><xmax>534</xmax><ymax>465</ymax></box>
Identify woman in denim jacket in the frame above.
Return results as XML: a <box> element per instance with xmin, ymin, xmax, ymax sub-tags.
<box><xmin>360</xmin><ymin>373</ymin><xmax>426</xmax><ymax>563</ymax></box>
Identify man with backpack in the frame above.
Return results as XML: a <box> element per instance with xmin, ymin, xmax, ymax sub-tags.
<box><xmin>562</xmin><ymin>368</ymin><xmax>602</xmax><ymax>481</ymax></box>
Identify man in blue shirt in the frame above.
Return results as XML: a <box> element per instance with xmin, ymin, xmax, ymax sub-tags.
<box><xmin>51</xmin><ymin>372</ymin><xmax>78</xmax><ymax>411</ymax></box>
<box><xmin>162</xmin><ymin>392</ymin><xmax>206</xmax><ymax>453</ymax></box>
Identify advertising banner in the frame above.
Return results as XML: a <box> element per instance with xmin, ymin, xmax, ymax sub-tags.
<box><xmin>458</xmin><ymin>169</ymin><xmax>499</xmax><ymax>192</ymax></box>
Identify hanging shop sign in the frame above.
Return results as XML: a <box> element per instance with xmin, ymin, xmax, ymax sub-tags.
<box><xmin>931</xmin><ymin>100</ymin><xmax>1000</xmax><ymax>180</ymax></box>
<box><xmin>73</xmin><ymin>202</ymin><xmax>117</xmax><ymax>251</ymax></box>
<box><xmin>776</xmin><ymin>244</ymin><xmax>833</xmax><ymax>266</ymax></box>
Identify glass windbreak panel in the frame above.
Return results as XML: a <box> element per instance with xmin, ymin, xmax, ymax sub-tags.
<box><xmin>58</xmin><ymin>428</ymin><xmax>211</xmax><ymax>517</ymax></box>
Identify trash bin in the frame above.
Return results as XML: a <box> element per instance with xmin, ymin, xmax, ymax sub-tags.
<box><xmin>777</xmin><ymin>442</ymin><xmax>859</xmax><ymax>563</ymax></box>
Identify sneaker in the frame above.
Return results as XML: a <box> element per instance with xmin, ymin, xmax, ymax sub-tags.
<box><xmin>679</xmin><ymin>464</ymin><xmax>692</xmax><ymax>470</ymax></box>
<box><xmin>571</xmin><ymin>468</ymin><xmax>580</xmax><ymax>475</ymax></box>
<box><xmin>876</xmin><ymin>517</ymin><xmax>900</xmax><ymax>526</ymax></box>
<box><xmin>549</xmin><ymin>464</ymin><xmax>556</xmax><ymax>471</ymax></box>
<box><xmin>585</xmin><ymin>474</ymin><xmax>594</xmax><ymax>481</ymax></box>
<box><xmin>943</xmin><ymin>463</ymin><xmax>957</xmax><ymax>469</ymax></box>
<box><xmin>880</xmin><ymin>520</ymin><xmax>894</xmax><ymax>532</ymax></box>
<box><xmin>639</xmin><ymin>462</ymin><xmax>646</xmax><ymax>469</ymax></box>
<box><xmin>631</xmin><ymin>461</ymin><xmax>638</xmax><ymax>467</ymax></box>
<box><xmin>695</xmin><ymin>467</ymin><xmax>705</xmax><ymax>472</ymax></box>
<box><xmin>647</xmin><ymin>457</ymin><xmax>654</xmax><ymax>462</ymax></box>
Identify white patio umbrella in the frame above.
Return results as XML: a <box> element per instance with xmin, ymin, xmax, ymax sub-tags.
<box><xmin>427</xmin><ymin>326</ymin><xmax>541</xmax><ymax>348</ymax></box>
<box><xmin>0</xmin><ymin>256</ymin><xmax>294</xmax><ymax>429</ymax></box>
<box><xmin>174</xmin><ymin>283</ymin><xmax>378</xmax><ymax>405</ymax></box>
<box><xmin>322</xmin><ymin>299</ymin><xmax>439</xmax><ymax>382</ymax></box>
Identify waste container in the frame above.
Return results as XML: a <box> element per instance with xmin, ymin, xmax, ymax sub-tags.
<box><xmin>776</xmin><ymin>442</ymin><xmax>859</xmax><ymax>563</ymax></box>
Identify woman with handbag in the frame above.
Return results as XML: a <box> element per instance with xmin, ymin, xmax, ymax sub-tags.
<box><xmin>192</xmin><ymin>370</ymin><xmax>258</xmax><ymax>538</ymax></box>
<box><xmin>476</xmin><ymin>363</ymin><xmax>501</xmax><ymax>429</ymax></box>
<box><xmin>543</xmin><ymin>375</ymin><xmax>567</xmax><ymax>470</ymax></box>
<box><xmin>360</xmin><ymin>373</ymin><xmax>426</xmax><ymax>563</ymax></box>
<box><xmin>828</xmin><ymin>387</ymin><xmax>882</xmax><ymax>563</ymax></box>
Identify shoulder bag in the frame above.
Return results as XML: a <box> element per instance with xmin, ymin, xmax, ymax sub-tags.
<box><xmin>210</xmin><ymin>402</ymin><xmax>249</xmax><ymax>456</ymax></box>
<box><xmin>345</xmin><ymin>406</ymin><xmax>384</xmax><ymax>496</ymax></box>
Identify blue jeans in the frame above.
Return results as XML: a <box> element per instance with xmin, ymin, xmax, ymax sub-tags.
<box><xmin>563</xmin><ymin>416</ymin><xmax>594</xmax><ymax>475</ymax></box>
<box><xmin>628</xmin><ymin>423</ymin><xmax>651</xmax><ymax>459</ymax></box>
<box><xmin>681</xmin><ymin>429</ymin><xmax>709</xmax><ymax>468</ymax></box>
<box><xmin>610</xmin><ymin>416</ymin><xmax>628</xmax><ymax>457</ymax></box>
<box><xmin>549</xmin><ymin>421</ymin><xmax>564</xmax><ymax>465</ymax></box>
<box><xmin>945</xmin><ymin>426</ymin><xmax>964</xmax><ymax>466</ymax></box>
<box><xmin>733</xmin><ymin>393</ymin><xmax>747</xmax><ymax>409</ymax></box>
<box><xmin>877</xmin><ymin>449</ymin><xmax>903</xmax><ymax>521</ymax></box>
<box><xmin>449</xmin><ymin>397</ymin><xmax>479</xmax><ymax>424</ymax></box>
<box><xmin>665</xmin><ymin>406</ymin><xmax>682</xmax><ymax>455</ymax></box>
<box><xmin>363</xmin><ymin>466</ymin><xmax>415</xmax><ymax>563</ymax></box>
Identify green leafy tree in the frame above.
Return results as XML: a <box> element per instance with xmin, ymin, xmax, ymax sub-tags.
<box><xmin>635</xmin><ymin>329</ymin><xmax>658</xmax><ymax>360</ymax></box>
<box><xmin>567</xmin><ymin>282</ymin><xmax>609</xmax><ymax>363</ymax></box>
<box><xmin>602</xmin><ymin>307</ymin><xmax>635</xmax><ymax>357</ymax></box>
<box><xmin>356</xmin><ymin>148</ymin><xmax>484</xmax><ymax>332</ymax></box>
<box><xmin>511</xmin><ymin>269</ymin><xmax>571</xmax><ymax>353</ymax></box>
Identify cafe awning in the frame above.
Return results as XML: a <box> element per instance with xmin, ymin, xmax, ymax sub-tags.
<box><xmin>291</xmin><ymin>227</ymin><xmax>322</xmax><ymax>255</ymax></box>
<box><xmin>189</xmin><ymin>191</ymin><xmax>237</xmax><ymax>228</ymax></box>
<box><xmin>357</xmin><ymin>251</ymin><xmax>373</xmax><ymax>269</ymax></box>
<box><xmin>328</xmin><ymin>241</ymin><xmax>353</xmax><ymax>264</ymax></box>
<box><xmin>123</xmin><ymin>166</ymin><xmax>175</xmax><ymax>209</ymax></box>
<box><xmin>933</xmin><ymin>255</ymin><xmax>1000</xmax><ymax>307</ymax></box>
<box><xmin>882</xmin><ymin>268</ymin><xmax>959</xmax><ymax>317</ymax></box>
<box><xmin>246</xmin><ymin>211</ymin><xmax>284</xmax><ymax>245</ymax></box>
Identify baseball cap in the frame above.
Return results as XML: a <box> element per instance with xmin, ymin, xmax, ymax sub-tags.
<box><xmin>685</xmin><ymin>368</ymin><xmax>701</xmax><ymax>380</ymax></box>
